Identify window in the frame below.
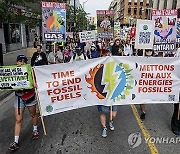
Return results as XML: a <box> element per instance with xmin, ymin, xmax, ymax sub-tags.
<box><xmin>164</xmin><ymin>0</ymin><xmax>168</xmax><ymax>9</ymax></box>
<box><xmin>134</xmin><ymin>8</ymin><xmax>137</xmax><ymax>15</ymax></box>
<box><xmin>128</xmin><ymin>8</ymin><xmax>131</xmax><ymax>15</ymax></box>
<box><xmin>172</xmin><ymin>0</ymin><xmax>177</xmax><ymax>9</ymax></box>
<box><xmin>10</xmin><ymin>24</ymin><xmax>21</xmax><ymax>43</ymax></box>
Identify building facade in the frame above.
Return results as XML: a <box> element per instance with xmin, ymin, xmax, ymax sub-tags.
<box><xmin>153</xmin><ymin>0</ymin><xmax>180</xmax><ymax>9</ymax></box>
<box><xmin>109</xmin><ymin>0</ymin><xmax>153</xmax><ymax>25</ymax></box>
<box><xmin>0</xmin><ymin>3</ymin><xmax>41</xmax><ymax>53</ymax></box>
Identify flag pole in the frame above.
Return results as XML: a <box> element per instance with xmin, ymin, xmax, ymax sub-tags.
<box><xmin>31</xmin><ymin>67</ymin><xmax>47</xmax><ymax>135</ymax></box>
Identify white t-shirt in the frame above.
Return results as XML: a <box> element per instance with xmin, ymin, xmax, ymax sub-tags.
<box><xmin>48</xmin><ymin>51</ymin><xmax>63</xmax><ymax>64</ymax></box>
<box><xmin>70</xmin><ymin>54</ymin><xmax>87</xmax><ymax>62</ymax></box>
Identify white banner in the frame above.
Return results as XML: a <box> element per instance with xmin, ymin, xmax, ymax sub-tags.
<box><xmin>34</xmin><ymin>57</ymin><xmax>180</xmax><ymax>116</ymax></box>
<box><xmin>135</xmin><ymin>19</ymin><xmax>155</xmax><ymax>49</ymax></box>
<box><xmin>79</xmin><ymin>30</ymin><xmax>96</xmax><ymax>43</ymax></box>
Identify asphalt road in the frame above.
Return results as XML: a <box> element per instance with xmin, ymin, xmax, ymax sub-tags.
<box><xmin>0</xmin><ymin>94</ymin><xmax>180</xmax><ymax>154</ymax></box>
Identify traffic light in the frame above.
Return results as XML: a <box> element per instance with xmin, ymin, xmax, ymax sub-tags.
<box><xmin>92</xmin><ymin>17</ymin><xmax>95</xmax><ymax>24</ymax></box>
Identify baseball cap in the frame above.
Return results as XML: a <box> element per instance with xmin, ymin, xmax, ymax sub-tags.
<box><xmin>16</xmin><ymin>55</ymin><xmax>28</xmax><ymax>62</ymax></box>
<box><xmin>75</xmin><ymin>46</ymin><xmax>82</xmax><ymax>53</ymax></box>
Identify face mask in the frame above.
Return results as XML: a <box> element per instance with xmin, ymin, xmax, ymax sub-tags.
<box><xmin>110</xmin><ymin>43</ymin><xmax>114</xmax><ymax>46</ymax></box>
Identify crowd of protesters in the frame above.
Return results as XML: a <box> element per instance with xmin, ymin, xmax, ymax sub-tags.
<box><xmin>8</xmin><ymin>33</ymin><xmax>180</xmax><ymax>151</ymax></box>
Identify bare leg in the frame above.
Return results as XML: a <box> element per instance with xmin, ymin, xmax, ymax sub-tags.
<box><xmin>27</xmin><ymin>105</ymin><xmax>38</xmax><ymax>126</ymax></box>
<box><xmin>140</xmin><ymin>104</ymin><xmax>145</xmax><ymax>113</ymax></box>
<box><xmin>14</xmin><ymin>108</ymin><xmax>25</xmax><ymax>136</ymax></box>
<box><xmin>100</xmin><ymin>113</ymin><xmax>106</xmax><ymax>127</ymax></box>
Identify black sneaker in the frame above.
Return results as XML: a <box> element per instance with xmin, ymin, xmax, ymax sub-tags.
<box><xmin>140</xmin><ymin>112</ymin><xmax>146</xmax><ymax>120</ymax></box>
<box><xmin>9</xmin><ymin>142</ymin><xmax>19</xmax><ymax>151</ymax></box>
<box><xmin>172</xmin><ymin>130</ymin><xmax>180</xmax><ymax>136</ymax></box>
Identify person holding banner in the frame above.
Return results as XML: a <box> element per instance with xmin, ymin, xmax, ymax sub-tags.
<box><xmin>97</xmin><ymin>105</ymin><xmax>117</xmax><ymax>138</ymax></box>
<box><xmin>9</xmin><ymin>55</ymin><xmax>39</xmax><ymax>151</ymax></box>
<box><xmin>48</xmin><ymin>45</ymin><xmax>64</xmax><ymax>64</ymax></box>
<box><xmin>171</xmin><ymin>103</ymin><xmax>180</xmax><ymax>136</ymax></box>
<box><xmin>139</xmin><ymin>49</ymin><xmax>155</xmax><ymax>120</ymax></box>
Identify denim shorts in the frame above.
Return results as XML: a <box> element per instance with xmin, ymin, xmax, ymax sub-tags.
<box><xmin>14</xmin><ymin>96</ymin><xmax>37</xmax><ymax>108</ymax></box>
<box><xmin>97</xmin><ymin>105</ymin><xmax>118</xmax><ymax>113</ymax></box>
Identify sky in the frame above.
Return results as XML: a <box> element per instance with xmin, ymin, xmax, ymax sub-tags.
<box><xmin>79</xmin><ymin>0</ymin><xmax>112</xmax><ymax>18</ymax></box>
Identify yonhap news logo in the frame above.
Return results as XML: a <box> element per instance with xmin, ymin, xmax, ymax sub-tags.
<box><xmin>128</xmin><ymin>132</ymin><xmax>180</xmax><ymax>148</ymax></box>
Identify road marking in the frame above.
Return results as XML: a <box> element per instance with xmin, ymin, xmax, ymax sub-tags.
<box><xmin>131</xmin><ymin>104</ymin><xmax>159</xmax><ymax>154</ymax></box>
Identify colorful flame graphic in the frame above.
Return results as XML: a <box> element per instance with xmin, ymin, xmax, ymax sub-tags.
<box><xmin>85</xmin><ymin>64</ymin><xmax>106</xmax><ymax>99</ymax></box>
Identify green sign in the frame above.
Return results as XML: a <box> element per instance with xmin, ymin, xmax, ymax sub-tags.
<box><xmin>0</xmin><ymin>64</ymin><xmax>33</xmax><ymax>91</ymax></box>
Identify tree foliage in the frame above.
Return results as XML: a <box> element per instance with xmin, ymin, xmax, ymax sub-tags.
<box><xmin>0</xmin><ymin>0</ymin><xmax>40</xmax><ymax>24</ymax></box>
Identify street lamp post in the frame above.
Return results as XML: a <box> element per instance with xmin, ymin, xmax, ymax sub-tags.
<box><xmin>74</xmin><ymin>0</ymin><xmax>76</xmax><ymax>37</ymax></box>
<box><xmin>83</xmin><ymin>0</ymin><xmax>89</xmax><ymax>10</ymax></box>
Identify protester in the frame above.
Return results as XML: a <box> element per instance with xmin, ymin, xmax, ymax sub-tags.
<box><xmin>89</xmin><ymin>44</ymin><xmax>100</xmax><ymax>59</ymax></box>
<box><xmin>31</xmin><ymin>44</ymin><xmax>48</xmax><ymax>66</ymax></box>
<box><xmin>70</xmin><ymin>46</ymin><xmax>88</xmax><ymax>62</ymax></box>
<box><xmin>111</xmin><ymin>38</ymin><xmax>122</xmax><ymax>56</ymax></box>
<box><xmin>101</xmin><ymin>42</ymin><xmax>106</xmax><ymax>57</ymax></box>
<box><xmin>48</xmin><ymin>45</ymin><xmax>63</xmax><ymax>64</ymax></box>
<box><xmin>97</xmin><ymin>105</ymin><xmax>117</xmax><ymax>137</ymax></box>
<box><xmin>171</xmin><ymin>103</ymin><xmax>180</xmax><ymax>136</ymax></box>
<box><xmin>63</xmin><ymin>45</ymin><xmax>72</xmax><ymax>63</ymax></box>
<box><xmin>9</xmin><ymin>55</ymin><xmax>39</xmax><ymax>151</ymax></box>
<box><xmin>123</xmin><ymin>40</ymin><xmax>133</xmax><ymax>56</ymax></box>
<box><xmin>139</xmin><ymin>49</ymin><xmax>155</xmax><ymax>120</ymax></box>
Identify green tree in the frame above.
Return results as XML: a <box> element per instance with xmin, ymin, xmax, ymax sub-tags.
<box><xmin>0</xmin><ymin>0</ymin><xmax>40</xmax><ymax>24</ymax></box>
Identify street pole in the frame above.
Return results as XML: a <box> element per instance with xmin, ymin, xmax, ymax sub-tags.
<box><xmin>74</xmin><ymin>0</ymin><xmax>76</xmax><ymax>38</ymax></box>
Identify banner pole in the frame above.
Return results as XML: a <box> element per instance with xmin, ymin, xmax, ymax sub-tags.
<box><xmin>54</xmin><ymin>42</ymin><xmax>56</xmax><ymax>64</ymax></box>
<box><xmin>31</xmin><ymin>67</ymin><xmax>47</xmax><ymax>135</ymax></box>
<box><xmin>178</xmin><ymin>103</ymin><xmax>180</xmax><ymax>121</ymax></box>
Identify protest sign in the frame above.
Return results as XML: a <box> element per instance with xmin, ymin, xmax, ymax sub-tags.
<box><xmin>0</xmin><ymin>65</ymin><xmax>33</xmax><ymax>91</ymax></box>
<box><xmin>130</xmin><ymin>27</ymin><xmax>136</xmax><ymax>39</ymax></box>
<box><xmin>34</xmin><ymin>57</ymin><xmax>180</xmax><ymax>116</ymax></box>
<box><xmin>66</xmin><ymin>32</ymin><xmax>73</xmax><ymax>39</ymax></box>
<box><xmin>152</xmin><ymin>9</ymin><xmax>177</xmax><ymax>51</ymax></box>
<box><xmin>42</xmin><ymin>2</ymin><xmax>66</xmax><ymax>42</ymax></box>
<box><xmin>135</xmin><ymin>19</ymin><xmax>155</xmax><ymax>49</ymax></box>
<box><xmin>79</xmin><ymin>31</ymin><xmax>96</xmax><ymax>43</ymax></box>
<box><xmin>97</xmin><ymin>10</ymin><xmax>114</xmax><ymax>38</ymax></box>
<box><xmin>177</xmin><ymin>18</ymin><xmax>180</xmax><ymax>44</ymax></box>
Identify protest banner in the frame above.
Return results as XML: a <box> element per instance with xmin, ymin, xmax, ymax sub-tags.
<box><xmin>135</xmin><ymin>19</ymin><xmax>155</xmax><ymax>49</ymax></box>
<box><xmin>0</xmin><ymin>65</ymin><xmax>33</xmax><ymax>91</ymax></box>
<box><xmin>96</xmin><ymin>10</ymin><xmax>114</xmax><ymax>38</ymax></box>
<box><xmin>34</xmin><ymin>57</ymin><xmax>180</xmax><ymax>116</ymax></box>
<box><xmin>42</xmin><ymin>2</ymin><xmax>66</xmax><ymax>42</ymax></box>
<box><xmin>79</xmin><ymin>30</ymin><xmax>96</xmax><ymax>43</ymax></box>
<box><xmin>152</xmin><ymin>9</ymin><xmax>177</xmax><ymax>51</ymax></box>
<box><xmin>177</xmin><ymin>18</ymin><xmax>180</xmax><ymax>44</ymax></box>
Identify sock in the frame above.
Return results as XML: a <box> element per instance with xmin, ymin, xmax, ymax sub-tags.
<box><xmin>14</xmin><ymin>136</ymin><xmax>19</xmax><ymax>143</ymax></box>
<box><xmin>33</xmin><ymin>125</ymin><xmax>38</xmax><ymax>132</ymax></box>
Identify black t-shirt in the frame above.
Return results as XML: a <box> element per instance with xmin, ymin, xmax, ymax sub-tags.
<box><xmin>31</xmin><ymin>52</ymin><xmax>48</xmax><ymax>66</ymax></box>
<box><xmin>112</xmin><ymin>45</ymin><xmax>122</xmax><ymax>56</ymax></box>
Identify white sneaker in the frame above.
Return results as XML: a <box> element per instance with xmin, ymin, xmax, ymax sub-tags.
<box><xmin>102</xmin><ymin>127</ymin><xmax>107</xmax><ymax>137</ymax></box>
<box><xmin>109</xmin><ymin>121</ymin><xmax>114</xmax><ymax>131</ymax></box>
